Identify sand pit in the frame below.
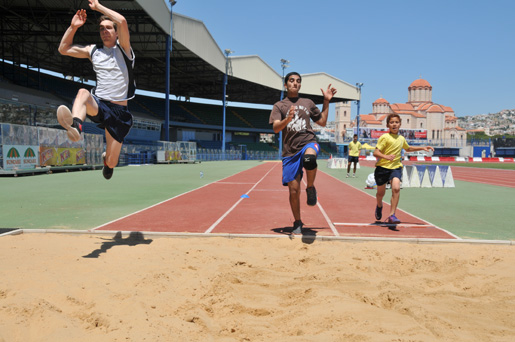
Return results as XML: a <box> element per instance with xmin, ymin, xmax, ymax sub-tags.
<box><xmin>0</xmin><ymin>232</ymin><xmax>514</xmax><ymax>341</ymax></box>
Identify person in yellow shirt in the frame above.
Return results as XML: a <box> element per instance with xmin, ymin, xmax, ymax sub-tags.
<box><xmin>373</xmin><ymin>114</ymin><xmax>434</xmax><ymax>224</ymax></box>
<box><xmin>347</xmin><ymin>134</ymin><xmax>361</xmax><ymax>177</ymax></box>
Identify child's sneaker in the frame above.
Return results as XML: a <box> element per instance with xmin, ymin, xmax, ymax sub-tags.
<box><xmin>306</xmin><ymin>186</ymin><xmax>317</xmax><ymax>206</ymax></box>
<box><xmin>387</xmin><ymin>214</ymin><xmax>401</xmax><ymax>224</ymax></box>
<box><xmin>57</xmin><ymin>105</ymin><xmax>82</xmax><ymax>142</ymax></box>
<box><xmin>291</xmin><ymin>220</ymin><xmax>303</xmax><ymax>235</ymax></box>
<box><xmin>375</xmin><ymin>205</ymin><xmax>382</xmax><ymax>221</ymax></box>
<box><xmin>102</xmin><ymin>152</ymin><xmax>113</xmax><ymax>180</ymax></box>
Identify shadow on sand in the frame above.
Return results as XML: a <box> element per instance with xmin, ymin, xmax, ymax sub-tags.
<box><xmin>272</xmin><ymin>226</ymin><xmax>328</xmax><ymax>244</ymax></box>
<box><xmin>82</xmin><ymin>231</ymin><xmax>153</xmax><ymax>258</ymax></box>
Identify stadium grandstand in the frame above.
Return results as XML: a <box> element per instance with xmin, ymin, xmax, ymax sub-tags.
<box><xmin>0</xmin><ymin>0</ymin><xmax>357</xmax><ymax>169</ymax></box>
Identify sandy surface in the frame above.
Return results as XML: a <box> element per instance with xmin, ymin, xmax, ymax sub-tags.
<box><xmin>0</xmin><ymin>232</ymin><xmax>514</xmax><ymax>342</ymax></box>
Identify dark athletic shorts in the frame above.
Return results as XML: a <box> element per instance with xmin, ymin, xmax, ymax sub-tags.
<box><xmin>88</xmin><ymin>96</ymin><xmax>133</xmax><ymax>143</ymax></box>
<box><xmin>374</xmin><ymin>166</ymin><xmax>403</xmax><ymax>186</ymax></box>
<box><xmin>348</xmin><ymin>156</ymin><xmax>359</xmax><ymax>164</ymax></box>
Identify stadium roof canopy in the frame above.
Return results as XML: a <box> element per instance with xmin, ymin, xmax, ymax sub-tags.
<box><xmin>0</xmin><ymin>0</ymin><xmax>360</xmax><ymax>105</ymax></box>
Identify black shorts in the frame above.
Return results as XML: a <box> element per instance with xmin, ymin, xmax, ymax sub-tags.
<box><xmin>374</xmin><ymin>166</ymin><xmax>403</xmax><ymax>186</ymax></box>
<box><xmin>88</xmin><ymin>97</ymin><xmax>133</xmax><ymax>143</ymax></box>
<box><xmin>348</xmin><ymin>156</ymin><xmax>359</xmax><ymax>164</ymax></box>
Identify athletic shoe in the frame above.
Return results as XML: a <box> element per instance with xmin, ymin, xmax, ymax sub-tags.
<box><xmin>375</xmin><ymin>205</ymin><xmax>383</xmax><ymax>221</ymax></box>
<box><xmin>102</xmin><ymin>152</ymin><xmax>113</xmax><ymax>180</ymax></box>
<box><xmin>352</xmin><ymin>174</ymin><xmax>356</xmax><ymax>178</ymax></box>
<box><xmin>57</xmin><ymin>105</ymin><xmax>82</xmax><ymax>142</ymax></box>
<box><xmin>292</xmin><ymin>220</ymin><xmax>303</xmax><ymax>235</ymax></box>
<box><xmin>346</xmin><ymin>174</ymin><xmax>349</xmax><ymax>178</ymax></box>
<box><xmin>306</xmin><ymin>186</ymin><xmax>317</xmax><ymax>206</ymax></box>
<box><xmin>387</xmin><ymin>214</ymin><xmax>401</xmax><ymax>224</ymax></box>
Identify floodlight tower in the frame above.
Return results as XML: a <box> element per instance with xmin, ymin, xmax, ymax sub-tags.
<box><xmin>355</xmin><ymin>83</ymin><xmax>364</xmax><ymax>139</ymax></box>
<box><xmin>222</xmin><ymin>49</ymin><xmax>234</xmax><ymax>160</ymax></box>
<box><xmin>164</xmin><ymin>0</ymin><xmax>177</xmax><ymax>141</ymax></box>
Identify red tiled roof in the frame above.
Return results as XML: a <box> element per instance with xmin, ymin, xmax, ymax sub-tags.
<box><xmin>373</xmin><ymin>97</ymin><xmax>389</xmax><ymax>104</ymax></box>
<box><xmin>359</xmin><ymin>114</ymin><xmax>377</xmax><ymax>121</ymax></box>
<box><xmin>416</xmin><ymin>102</ymin><xmax>433</xmax><ymax>110</ymax></box>
<box><xmin>427</xmin><ymin>104</ymin><xmax>445</xmax><ymax>113</ymax></box>
<box><xmin>390</xmin><ymin>103</ymin><xmax>414</xmax><ymax>111</ymax></box>
<box><xmin>409</xmin><ymin>78</ymin><xmax>432</xmax><ymax>88</ymax></box>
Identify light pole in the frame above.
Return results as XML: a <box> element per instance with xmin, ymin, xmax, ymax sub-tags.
<box><xmin>222</xmin><ymin>49</ymin><xmax>233</xmax><ymax>160</ymax></box>
<box><xmin>355</xmin><ymin>83</ymin><xmax>363</xmax><ymax>139</ymax></box>
<box><xmin>164</xmin><ymin>0</ymin><xmax>177</xmax><ymax>142</ymax></box>
<box><xmin>278</xmin><ymin>59</ymin><xmax>289</xmax><ymax>159</ymax></box>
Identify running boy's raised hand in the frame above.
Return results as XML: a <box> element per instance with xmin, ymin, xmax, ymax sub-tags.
<box><xmin>321</xmin><ymin>84</ymin><xmax>337</xmax><ymax>102</ymax></box>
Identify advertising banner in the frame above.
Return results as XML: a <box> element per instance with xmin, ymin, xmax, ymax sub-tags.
<box><xmin>39</xmin><ymin>146</ymin><xmax>85</xmax><ymax>166</ymax></box>
<box><xmin>355</xmin><ymin>127</ymin><xmax>427</xmax><ymax>141</ymax></box>
<box><xmin>2</xmin><ymin>145</ymin><xmax>40</xmax><ymax>170</ymax></box>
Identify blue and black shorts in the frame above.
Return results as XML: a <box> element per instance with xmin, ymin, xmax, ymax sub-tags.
<box><xmin>282</xmin><ymin>142</ymin><xmax>319</xmax><ymax>186</ymax></box>
<box><xmin>88</xmin><ymin>96</ymin><xmax>133</xmax><ymax>143</ymax></box>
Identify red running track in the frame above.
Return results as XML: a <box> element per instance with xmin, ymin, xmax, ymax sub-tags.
<box><xmin>450</xmin><ymin>166</ymin><xmax>515</xmax><ymax>188</ymax></box>
<box><xmin>95</xmin><ymin>162</ymin><xmax>457</xmax><ymax>239</ymax></box>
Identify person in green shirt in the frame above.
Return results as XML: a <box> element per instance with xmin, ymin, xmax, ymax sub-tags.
<box><xmin>373</xmin><ymin>113</ymin><xmax>434</xmax><ymax>224</ymax></box>
<box><xmin>347</xmin><ymin>134</ymin><xmax>362</xmax><ymax>178</ymax></box>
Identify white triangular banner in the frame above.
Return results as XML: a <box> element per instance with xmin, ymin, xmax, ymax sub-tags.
<box><xmin>420</xmin><ymin>167</ymin><xmax>432</xmax><ymax>188</ymax></box>
<box><xmin>432</xmin><ymin>166</ymin><xmax>443</xmax><ymax>187</ymax></box>
<box><xmin>402</xmin><ymin>166</ymin><xmax>411</xmax><ymax>188</ymax></box>
<box><xmin>444</xmin><ymin>166</ymin><xmax>455</xmax><ymax>188</ymax></box>
<box><xmin>409</xmin><ymin>165</ymin><xmax>421</xmax><ymax>187</ymax></box>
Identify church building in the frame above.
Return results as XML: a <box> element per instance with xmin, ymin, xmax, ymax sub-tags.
<box><xmin>335</xmin><ymin>78</ymin><xmax>466</xmax><ymax>147</ymax></box>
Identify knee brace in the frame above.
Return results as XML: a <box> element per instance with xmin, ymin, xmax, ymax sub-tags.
<box><xmin>303</xmin><ymin>154</ymin><xmax>317</xmax><ymax>170</ymax></box>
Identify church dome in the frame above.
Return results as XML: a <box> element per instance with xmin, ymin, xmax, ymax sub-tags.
<box><xmin>409</xmin><ymin>78</ymin><xmax>432</xmax><ymax>88</ymax></box>
<box><xmin>373</xmin><ymin>97</ymin><xmax>389</xmax><ymax>104</ymax></box>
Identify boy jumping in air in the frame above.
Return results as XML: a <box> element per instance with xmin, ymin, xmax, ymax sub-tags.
<box><xmin>373</xmin><ymin>113</ymin><xmax>434</xmax><ymax>223</ymax></box>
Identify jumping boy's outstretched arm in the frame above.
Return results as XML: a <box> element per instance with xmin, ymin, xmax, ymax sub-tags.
<box><xmin>58</xmin><ymin>9</ymin><xmax>91</xmax><ymax>58</ymax></box>
<box><xmin>88</xmin><ymin>0</ymin><xmax>131</xmax><ymax>55</ymax></box>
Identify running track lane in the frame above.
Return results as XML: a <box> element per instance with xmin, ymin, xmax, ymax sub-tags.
<box><xmin>95</xmin><ymin>162</ymin><xmax>457</xmax><ymax>239</ymax></box>
<box><xmin>451</xmin><ymin>166</ymin><xmax>515</xmax><ymax>188</ymax></box>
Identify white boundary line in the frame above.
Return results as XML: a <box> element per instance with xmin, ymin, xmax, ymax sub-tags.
<box><xmin>8</xmin><ymin>229</ymin><xmax>514</xmax><ymax>246</ymax></box>
<box><xmin>92</xmin><ymin>165</ymin><xmax>269</xmax><ymax>231</ymax></box>
<box><xmin>334</xmin><ymin>222</ymin><xmax>434</xmax><ymax>228</ymax></box>
<box><xmin>204</xmin><ymin>163</ymin><xmax>278</xmax><ymax>234</ymax></box>
<box><xmin>321</xmin><ymin>171</ymin><xmax>462</xmax><ymax>240</ymax></box>
<box><xmin>301</xmin><ymin>179</ymin><xmax>340</xmax><ymax>236</ymax></box>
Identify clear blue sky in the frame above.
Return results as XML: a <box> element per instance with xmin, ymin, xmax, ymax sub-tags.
<box><xmin>173</xmin><ymin>0</ymin><xmax>514</xmax><ymax>120</ymax></box>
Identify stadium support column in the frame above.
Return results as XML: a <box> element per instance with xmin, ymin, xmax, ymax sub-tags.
<box><xmin>165</xmin><ymin>1</ymin><xmax>177</xmax><ymax>142</ymax></box>
<box><xmin>355</xmin><ymin>83</ymin><xmax>363</xmax><ymax>139</ymax></box>
<box><xmin>278</xmin><ymin>59</ymin><xmax>290</xmax><ymax>160</ymax></box>
<box><xmin>223</xmin><ymin>49</ymin><xmax>233</xmax><ymax>160</ymax></box>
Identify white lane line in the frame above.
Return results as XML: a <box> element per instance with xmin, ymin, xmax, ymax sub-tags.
<box><xmin>321</xmin><ymin>171</ymin><xmax>461</xmax><ymax>239</ymax></box>
<box><xmin>204</xmin><ymin>163</ymin><xmax>278</xmax><ymax>234</ymax></box>
<box><xmin>334</xmin><ymin>222</ymin><xmax>435</xmax><ymax>228</ymax></box>
<box><xmin>92</xmin><ymin>165</ymin><xmax>267</xmax><ymax>231</ymax></box>
<box><xmin>302</xmin><ymin>179</ymin><xmax>340</xmax><ymax>237</ymax></box>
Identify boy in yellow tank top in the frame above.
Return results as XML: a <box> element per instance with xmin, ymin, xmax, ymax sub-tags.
<box><xmin>373</xmin><ymin>114</ymin><xmax>434</xmax><ymax>224</ymax></box>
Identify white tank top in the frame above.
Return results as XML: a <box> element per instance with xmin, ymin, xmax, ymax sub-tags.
<box><xmin>90</xmin><ymin>42</ymin><xmax>136</xmax><ymax>101</ymax></box>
